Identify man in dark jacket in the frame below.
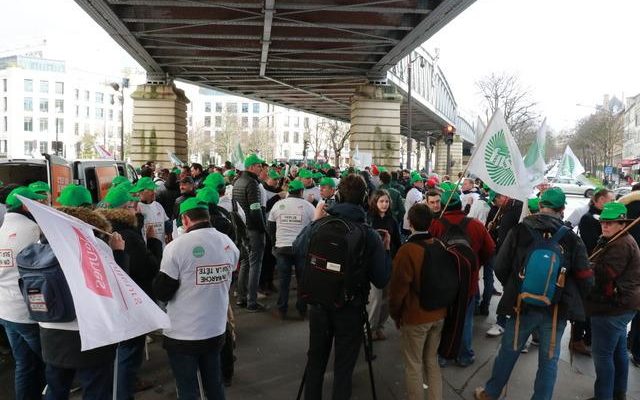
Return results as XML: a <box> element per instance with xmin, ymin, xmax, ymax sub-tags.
<box><xmin>474</xmin><ymin>188</ymin><xmax>592</xmax><ymax>400</ymax></box>
<box><xmin>232</xmin><ymin>154</ymin><xmax>267</xmax><ymax>312</ymax></box>
<box><xmin>293</xmin><ymin>174</ymin><xmax>391</xmax><ymax>400</ymax></box>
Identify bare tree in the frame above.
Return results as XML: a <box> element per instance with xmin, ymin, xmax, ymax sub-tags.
<box><xmin>322</xmin><ymin>119</ymin><xmax>351</xmax><ymax>166</ymax></box>
<box><xmin>213</xmin><ymin>112</ymin><xmax>239</xmax><ymax>162</ymax></box>
<box><xmin>476</xmin><ymin>72</ymin><xmax>539</xmax><ymax>151</ymax></box>
<box><xmin>570</xmin><ymin>109</ymin><xmax>623</xmax><ymax>177</ymax></box>
<box><xmin>188</xmin><ymin>123</ymin><xmax>213</xmax><ymax>164</ymax></box>
<box><xmin>241</xmin><ymin>123</ymin><xmax>275</xmax><ymax>162</ymax></box>
<box><xmin>306</xmin><ymin>119</ymin><xmax>328</xmax><ymax>162</ymax></box>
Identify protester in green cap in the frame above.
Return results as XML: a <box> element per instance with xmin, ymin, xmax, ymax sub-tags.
<box><xmin>263</xmin><ymin>170</ymin><xmax>285</xmax><ymax>214</ymax></box>
<box><xmin>474</xmin><ymin>187</ymin><xmax>593</xmax><ymax>400</ymax></box>
<box><xmin>112</xmin><ymin>175</ymin><xmax>130</xmax><ymax>188</ymax></box>
<box><xmin>318</xmin><ymin>177</ymin><xmax>337</xmax><ymax>203</ymax></box>
<box><xmin>57</xmin><ymin>184</ymin><xmax>93</xmax><ymax>207</ymax></box>
<box><xmin>5</xmin><ymin>186</ymin><xmax>47</xmax><ymax>210</ymax></box>
<box><xmin>203</xmin><ymin>172</ymin><xmax>226</xmax><ymax>190</ymax></box>
<box><xmin>133</xmin><ymin>177</ymin><xmax>172</xmax><ymax>247</ymax></box>
<box><xmin>403</xmin><ymin>173</ymin><xmax>425</xmax><ymax>230</ymax></box>
<box><xmin>584</xmin><ymin>200</ymin><xmax>640</xmax><ymax>400</ymax></box>
<box><xmin>527</xmin><ymin>198</ymin><xmax>540</xmax><ymax>214</ymax></box>
<box><xmin>298</xmin><ymin>169</ymin><xmax>321</xmax><ymax>205</ymax></box>
<box><xmin>244</xmin><ymin>153</ymin><xmax>265</xmax><ymax>169</ymax></box>
<box><xmin>28</xmin><ymin>181</ymin><xmax>52</xmax><ymax>205</ymax></box>
<box><xmin>101</xmin><ymin>185</ymin><xmax>137</xmax><ymax>209</ymax></box>
<box><xmin>196</xmin><ymin>187</ymin><xmax>220</xmax><ymax>206</ymax></box>
<box><xmin>440</xmin><ymin>190</ymin><xmax>462</xmax><ymax>210</ymax></box>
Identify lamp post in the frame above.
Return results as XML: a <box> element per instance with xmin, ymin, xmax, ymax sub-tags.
<box><xmin>406</xmin><ymin>54</ymin><xmax>424</xmax><ymax>170</ymax></box>
<box><xmin>110</xmin><ymin>78</ymin><xmax>129</xmax><ymax>160</ymax></box>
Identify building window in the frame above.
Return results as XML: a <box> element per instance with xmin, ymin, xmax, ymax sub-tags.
<box><xmin>2</xmin><ymin>79</ymin><xmax>6</xmax><ymax>92</ymax></box>
<box><xmin>226</xmin><ymin>103</ymin><xmax>237</xmax><ymax>113</ymax></box>
<box><xmin>284</xmin><ymin>149</ymin><xmax>289</xmax><ymax>159</ymax></box>
<box><xmin>75</xmin><ymin>105</ymin><xmax>79</xmax><ymax>117</ymax></box>
<box><xmin>83</xmin><ymin>91</ymin><xmax>89</xmax><ymax>101</ymax></box>
<box><xmin>24</xmin><ymin>97</ymin><xmax>33</xmax><ymax>112</ymax></box>
<box><xmin>215</xmin><ymin>116</ymin><xmax>222</xmax><ymax>127</ymax></box>
<box><xmin>39</xmin><ymin>141</ymin><xmax>48</xmax><ymax>154</ymax></box>
<box><xmin>74</xmin><ymin>122</ymin><xmax>79</xmax><ymax>136</ymax></box>
<box><xmin>213</xmin><ymin>102</ymin><xmax>221</xmax><ymax>113</ymax></box>
<box><xmin>39</xmin><ymin>118</ymin><xmax>48</xmax><ymax>132</ymax></box>
<box><xmin>283</xmin><ymin>131</ymin><xmax>289</xmax><ymax>143</ymax></box>
<box><xmin>74</xmin><ymin>89</ymin><xmax>79</xmax><ymax>100</ymax></box>
<box><xmin>52</xmin><ymin>141</ymin><xmax>63</xmax><ymax>155</ymax></box>
<box><xmin>304</xmin><ymin>117</ymin><xmax>309</xmax><ymax>129</ymax></box>
<box><xmin>56</xmin><ymin>118</ymin><xmax>64</xmax><ymax>134</ymax></box>
<box><xmin>2</xmin><ymin>116</ymin><xmax>6</xmax><ymax>132</ymax></box>
<box><xmin>242</xmin><ymin>116</ymin><xmax>248</xmax><ymax>128</ymax></box>
<box><xmin>253</xmin><ymin>116</ymin><xmax>259</xmax><ymax>127</ymax></box>
<box><xmin>294</xmin><ymin>131</ymin><xmax>299</xmax><ymax>143</ymax></box>
<box><xmin>24</xmin><ymin>79</ymin><xmax>33</xmax><ymax>92</ymax></box>
<box><xmin>205</xmin><ymin>102</ymin><xmax>211</xmax><ymax>112</ymax></box>
<box><xmin>24</xmin><ymin>140</ymin><xmax>37</xmax><ymax>155</ymax></box>
<box><xmin>95</xmin><ymin>108</ymin><xmax>104</xmax><ymax>119</ymax></box>
<box><xmin>40</xmin><ymin>99</ymin><xmax>49</xmax><ymax>113</ymax></box>
<box><xmin>40</xmin><ymin>80</ymin><xmax>49</xmax><ymax>93</ymax></box>
<box><xmin>55</xmin><ymin>99</ymin><xmax>64</xmax><ymax>113</ymax></box>
<box><xmin>84</xmin><ymin>123</ymin><xmax>90</xmax><ymax>135</ymax></box>
<box><xmin>294</xmin><ymin>117</ymin><xmax>299</xmax><ymax>127</ymax></box>
<box><xmin>95</xmin><ymin>92</ymin><xmax>103</xmax><ymax>103</ymax></box>
<box><xmin>24</xmin><ymin>117</ymin><xmax>33</xmax><ymax>131</ymax></box>
<box><xmin>109</xmin><ymin>94</ymin><xmax>114</xmax><ymax>104</ymax></box>
<box><xmin>2</xmin><ymin>97</ymin><xmax>6</xmax><ymax>112</ymax></box>
<box><xmin>85</xmin><ymin>106</ymin><xmax>90</xmax><ymax>118</ymax></box>
<box><xmin>284</xmin><ymin>116</ymin><xmax>289</xmax><ymax>127</ymax></box>
<box><xmin>203</xmin><ymin>116</ymin><xmax>210</xmax><ymax>127</ymax></box>
<box><xmin>55</xmin><ymin>82</ymin><xmax>64</xmax><ymax>95</ymax></box>
<box><xmin>242</xmin><ymin>103</ymin><xmax>249</xmax><ymax>113</ymax></box>
<box><xmin>0</xmin><ymin>140</ymin><xmax>6</xmax><ymax>156</ymax></box>
<box><xmin>253</xmin><ymin>103</ymin><xmax>260</xmax><ymax>113</ymax></box>
<box><xmin>108</xmin><ymin>109</ymin><xmax>113</xmax><ymax>120</ymax></box>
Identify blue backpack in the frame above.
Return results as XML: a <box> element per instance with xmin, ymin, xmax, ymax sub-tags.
<box><xmin>17</xmin><ymin>242</ymin><xmax>76</xmax><ymax>323</ymax></box>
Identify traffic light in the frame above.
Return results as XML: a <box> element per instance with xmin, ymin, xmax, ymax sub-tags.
<box><xmin>443</xmin><ymin>125</ymin><xmax>455</xmax><ymax>145</ymax></box>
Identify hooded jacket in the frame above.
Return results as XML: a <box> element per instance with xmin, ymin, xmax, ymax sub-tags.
<box><xmin>96</xmin><ymin>208</ymin><xmax>162</xmax><ymax>298</ymax></box>
<box><xmin>378</xmin><ymin>183</ymin><xmax>406</xmax><ymax>225</ymax></box>
<box><xmin>578</xmin><ymin>203</ymin><xmax>602</xmax><ymax>255</ymax></box>
<box><xmin>232</xmin><ymin>170</ymin><xmax>266</xmax><ymax>232</ymax></box>
<box><xmin>494</xmin><ymin>212</ymin><xmax>592</xmax><ymax>321</ymax></box>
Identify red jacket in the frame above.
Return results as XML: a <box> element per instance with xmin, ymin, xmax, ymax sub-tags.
<box><xmin>429</xmin><ymin>210</ymin><xmax>496</xmax><ymax>296</ymax></box>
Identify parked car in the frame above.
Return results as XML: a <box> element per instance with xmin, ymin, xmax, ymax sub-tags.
<box><xmin>613</xmin><ymin>186</ymin><xmax>632</xmax><ymax>200</ymax></box>
<box><xmin>551</xmin><ymin>177</ymin><xmax>596</xmax><ymax>198</ymax></box>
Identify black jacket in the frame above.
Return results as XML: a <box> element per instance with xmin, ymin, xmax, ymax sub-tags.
<box><xmin>578</xmin><ymin>203</ymin><xmax>602</xmax><ymax>255</ymax></box>
<box><xmin>486</xmin><ymin>199</ymin><xmax>523</xmax><ymax>251</ymax></box>
<box><xmin>368</xmin><ymin>212</ymin><xmax>402</xmax><ymax>258</ymax></box>
<box><xmin>495</xmin><ymin>212</ymin><xmax>593</xmax><ymax>321</ymax></box>
<box><xmin>232</xmin><ymin>171</ymin><xmax>266</xmax><ymax>232</ymax></box>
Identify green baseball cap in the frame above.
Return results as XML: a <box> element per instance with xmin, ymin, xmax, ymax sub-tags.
<box><xmin>527</xmin><ymin>198</ymin><xmax>540</xmax><ymax>213</ymax></box>
<box><xmin>378</xmin><ymin>166</ymin><xmax>388</xmax><ymax>173</ymax></box>
<box><xmin>322</xmin><ymin>163</ymin><xmax>331</xmax><ymax>170</ymax></box>
<box><xmin>130</xmin><ymin>177</ymin><xmax>156</xmax><ymax>193</ymax></box>
<box><xmin>244</xmin><ymin>153</ymin><xmax>264</xmax><ymax>168</ymax></box>
<box><xmin>196</xmin><ymin>187</ymin><xmax>220</xmax><ymax>206</ymax></box>
<box><xmin>103</xmin><ymin>186</ymin><xmax>137</xmax><ymax>208</ymax></box>
<box><xmin>57</xmin><ymin>184</ymin><xmax>93</xmax><ymax>207</ymax></box>
<box><xmin>267</xmin><ymin>169</ymin><xmax>281</xmax><ymax>180</ymax></box>
<box><xmin>539</xmin><ymin>187</ymin><xmax>566</xmax><ymax>209</ymax></box>
<box><xmin>298</xmin><ymin>168</ymin><xmax>313</xmax><ymax>179</ymax></box>
<box><xmin>180</xmin><ymin>197</ymin><xmax>208</xmax><ymax>215</ymax></box>
<box><xmin>171</xmin><ymin>168</ymin><xmax>181</xmax><ymax>175</ymax></box>
<box><xmin>440</xmin><ymin>190</ymin><xmax>461</xmax><ymax>207</ymax></box>
<box><xmin>203</xmin><ymin>172</ymin><xmax>225</xmax><ymax>189</ymax></box>
<box><xmin>319</xmin><ymin>177</ymin><xmax>336</xmax><ymax>188</ymax></box>
<box><xmin>6</xmin><ymin>187</ymin><xmax>47</xmax><ymax>210</ymax></box>
<box><xmin>224</xmin><ymin>169</ymin><xmax>236</xmax><ymax>178</ymax></box>
<box><xmin>288</xmin><ymin>180</ymin><xmax>305</xmax><ymax>192</ymax></box>
<box><xmin>28</xmin><ymin>181</ymin><xmax>51</xmax><ymax>194</ymax></box>
<box><xmin>410</xmin><ymin>173</ymin><xmax>423</xmax><ymax>184</ymax></box>
<box><xmin>487</xmin><ymin>190</ymin><xmax>497</xmax><ymax>204</ymax></box>
<box><xmin>600</xmin><ymin>202</ymin><xmax>630</xmax><ymax>221</ymax></box>
<box><xmin>313</xmin><ymin>172</ymin><xmax>324</xmax><ymax>180</ymax></box>
<box><xmin>111</xmin><ymin>175</ymin><xmax>129</xmax><ymax>188</ymax></box>
<box><xmin>439</xmin><ymin>182</ymin><xmax>457</xmax><ymax>192</ymax></box>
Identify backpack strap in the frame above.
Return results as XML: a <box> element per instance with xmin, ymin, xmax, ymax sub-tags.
<box><xmin>550</xmin><ymin>225</ymin><xmax>569</xmax><ymax>244</ymax></box>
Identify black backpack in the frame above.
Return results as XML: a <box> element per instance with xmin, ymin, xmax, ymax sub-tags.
<box><xmin>17</xmin><ymin>242</ymin><xmax>76</xmax><ymax>323</ymax></box>
<box><xmin>231</xmin><ymin>198</ymin><xmax>249</xmax><ymax>257</ymax></box>
<box><xmin>300</xmin><ymin>216</ymin><xmax>367</xmax><ymax>308</ymax></box>
<box><xmin>210</xmin><ymin>204</ymin><xmax>236</xmax><ymax>243</ymax></box>
<box><xmin>440</xmin><ymin>218</ymin><xmax>479</xmax><ymax>272</ymax></box>
<box><xmin>412</xmin><ymin>238</ymin><xmax>461</xmax><ymax>310</ymax></box>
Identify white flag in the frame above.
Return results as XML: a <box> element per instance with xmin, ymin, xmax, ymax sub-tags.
<box><xmin>17</xmin><ymin>196</ymin><xmax>170</xmax><ymax>351</ymax></box>
<box><xmin>352</xmin><ymin>144</ymin><xmax>362</xmax><ymax>168</ymax></box>
<box><xmin>476</xmin><ymin>116</ymin><xmax>487</xmax><ymax>141</ymax></box>
<box><xmin>557</xmin><ymin>145</ymin><xmax>585</xmax><ymax>179</ymax></box>
<box><xmin>523</xmin><ymin>119</ymin><xmax>547</xmax><ymax>186</ymax></box>
<box><xmin>232</xmin><ymin>143</ymin><xmax>244</xmax><ymax>171</ymax></box>
<box><xmin>466</xmin><ymin>109</ymin><xmax>529</xmax><ymax>201</ymax></box>
<box><xmin>167</xmin><ymin>151</ymin><xmax>184</xmax><ymax>167</ymax></box>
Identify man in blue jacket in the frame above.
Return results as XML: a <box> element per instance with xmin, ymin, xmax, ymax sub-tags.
<box><xmin>294</xmin><ymin>174</ymin><xmax>391</xmax><ymax>400</ymax></box>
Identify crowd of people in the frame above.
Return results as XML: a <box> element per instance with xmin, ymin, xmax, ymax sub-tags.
<box><xmin>0</xmin><ymin>154</ymin><xmax>640</xmax><ymax>400</ymax></box>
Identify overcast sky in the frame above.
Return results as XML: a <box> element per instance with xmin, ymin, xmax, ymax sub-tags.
<box><xmin>1</xmin><ymin>0</ymin><xmax>638</xmax><ymax>133</ymax></box>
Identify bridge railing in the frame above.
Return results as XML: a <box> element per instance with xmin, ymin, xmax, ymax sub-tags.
<box><xmin>456</xmin><ymin>115</ymin><xmax>476</xmax><ymax>144</ymax></box>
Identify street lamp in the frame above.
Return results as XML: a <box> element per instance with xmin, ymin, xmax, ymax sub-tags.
<box><xmin>406</xmin><ymin>54</ymin><xmax>425</xmax><ymax>170</ymax></box>
<box><xmin>110</xmin><ymin>78</ymin><xmax>129</xmax><ymax>160</ymax></box>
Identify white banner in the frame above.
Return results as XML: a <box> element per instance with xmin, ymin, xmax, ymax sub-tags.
<box><xmin>557</xmin><ymin>145</ymin><xmax>586</xmax><ymax>179</ymax></box>
<box><xmin>18</xmin><ymin>196</ymin><xmax>170</xmax><ymax>351</ymax></box>
<box><xmin>523</xmin><ymin>118</ymin><xmax>548</xmax><ymax>186</ymax></box>
<box><xmin>466</xmin><ymin>109</ymin><xmax>529</xmax><ymax>201</ymax></box>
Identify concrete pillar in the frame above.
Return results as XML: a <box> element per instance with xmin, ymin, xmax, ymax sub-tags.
<box><xmin>130</xmin><ymin>83</ymin><xmax>189</xmax><ymax>166</ymax></box>
<box><xmin>434</xmin><ymin>135</ymin><xmax>464</xmax><ymax>176</ymax></box>
<box><xmin>350</xmin><ymin>84</ymin><xmax>403</xmax><ymax>170</ymax></box>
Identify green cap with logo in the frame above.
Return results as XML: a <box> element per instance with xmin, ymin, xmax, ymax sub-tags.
<box><xmin>224</xmin><ymin>169</ymin><xmax>236</xmax><ymax>178</ymax></box>
<box><xmin>527</xmin><ymin>197</ymin><xmax>540</xmax><ymax>213</ymax></box>
<box><xmin>244</xmin><ymin>153</ymin><xmax>264</xmax><ymax>168</ymax></box>
<box><xmin>600</xmin><ymin>202</ymin><xmax>630</xmax><ymax>221</ymax></box>
<box><xmin>111</xmin><ymin>175</ymin><xmax>129</xmax><ymax>188</ymax></box>
<box><xmin>180</xmin><ymin>197</ymin><xmax>209</xmax><ymax>215</ymax></box>
<box><xmin>439</xmin><ymin>182</ymin><xmax>457</xmax><ymax>192</ymax></box>
<box><xmin>28</xmin><ymin>181</ymin><xmax>51</xmax><ymax>194</ymax></box>
<box><xmin>410</xmin><ymin>173</ymin><xmax>423</xmax><ymax>184</ymax></box>
<box><xmin>539</xmin><ymin>187</ymin><xmax>566</xmax><ymax>209</ymax></box>
<box><xmin>313</xmin><ymin>172</ymin><xmax>324</xmax><ymax>180</ymax></box>
<box><xmin>6</xmin><ymin>187</ymin><xmax>47</xmax><ymax>210</ymax></box>
<box><xmin>196</xmin><ymin>187</ymin><xmax>220</xmax><ymax>206</ymax></box>
<box><xmin>288</xmin><ymin>180</ymin><xmax>305</xmax><ymax>192</ymax></box>
<box><xmin>487</xmin><ymin>190</ymin><xmax>497</xmax><ymax>204</ymax></box>
<box><xmin>57</xmin><ymin>184</ymin><xmax>93</xmax><ymax>207</ymax></box>
<box><xmin>319</xmin><ymin>177</ymin><xmax>336</xmax><ymax>188</ymax></box>
<box><xmin>298</xmin><ymin>168</ymin><xmax>313</xmax><ymax>179</ymax></box>
<box><xmin>267</xmin><ymin>169</ymin><xmax>281</xmax><ymax>180</ymax></box>
<box><xmin>130</xmin><ymin>177</ymin><xmax>156</xmax><ymax>193</ymax></box>
<box><xmin>203</xmin><ymin>172</ymin><xmax>225</xmax><ymax>189</ymax></box>
<box><xmin>102</xmin><ymin>186</ymin><xmax>137</xmax><ymax>208</ymax></box>
<box><xmin>440</xmin><ymin>190</ymin><xmax>461</xmax><ymax>207</ymax></box>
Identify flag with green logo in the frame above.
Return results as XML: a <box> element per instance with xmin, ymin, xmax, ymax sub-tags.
<box><xmin>523</xmin><ymin>119</ymin><xmax>547</xmax><ymax>186</ymax></box>
<box><xmin>557</xmin><ymin>145</ymin><xmax>585</xmax><ymax>178</ymax></box>
<box><xmin>467</xmin><ymin>109</ymin><xmax>529</xmax><ymax>201</ymax></box>
<box><xmin>231</xmin><ymin>143</ymin><xmax>244</xmax><ymax>171</ymax></box>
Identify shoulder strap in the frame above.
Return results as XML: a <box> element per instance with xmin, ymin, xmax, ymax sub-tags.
<box><xmin>550</xmin><ymin>225</ymin><xmax>569</xmax><ymax>244</ymax></box>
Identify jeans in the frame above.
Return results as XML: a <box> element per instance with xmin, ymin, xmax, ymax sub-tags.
<box><xmin>45</xmin><ymin>363</ymin><xmax>113</xmax><ymax>400</ymax></box>
<box><xmin>237</xmin><ymin>230</ymin><xmax>265</xmax><ymax>307</ymax></box>
<box><xmin>305</xmin><ymin>302</ymin><xmax>365</xmax><ymax>400</ymax></box>
<box><xmin>628</xmin><ymin>312</ymin><xmax>640</xmax><ymax>362</ymax></box>
<box><xmin>484</xmin><ymin>309</ymin><xmax>565</xmax><ymax>400</ymax></box>
<box><xmin>116</xmin><ymin>335</ymin><xmax>145</xmax><ymax>400</ymax></box>
<box><xmin>591</xmin><ymin>311</ymin><xmax>636</xmax><ymax>400</ymax></box>
<box><xmin>275</xmin><ymin>252</ymin><xmax>306</xmax><ymax>314</ymax></box>
<box><xmin>0</xmin><ymin>318</ymin><xmax>45</xmax><ymax>400</ymax></box>
<box><xmin>166</xmin><ymin>348</ymin><xmax>225</xmax><ymax>400</ymax></box>
<box><xmin>480</xmin><ymin>257</ymin><xmax>496</xmax><ymax>309</ymax></box>
<box><xmin>458</xmin><ymin>298</ymin><xmax>476</xmax><ymax>365</ymax></box>
<box><xmin>400</xmin><ymin>320</ymin><xmax>444</xmax><ymax>400</ymax></box>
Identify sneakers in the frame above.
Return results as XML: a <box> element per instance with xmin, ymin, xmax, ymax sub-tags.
<box><xmin>474</xmin><ymin>387</ymin><xmax>496</xmax><ymax>400</ymax></box>
<box><xmin>236</xmin><ymin>300</ymin><xmax>247</xmax><ymax>308</ymax></box>
<box><xmin>486</xmin><ymin>324</ymin><xmax>505</xmax><ymax>337</ymax></box>
<box><xmin>456</xmin><ymin>357</ymin><xmax>475</xmax><ymax>367</ymax></box>
<box><xmin>246</xmin><ymin>303</ymin><xmax>267</xmax><ymax>313</ymax></box>
<box><xmin>520</xmin><ymin>341</ymin><xmax>530</xmax><ymax>353</ymax></box>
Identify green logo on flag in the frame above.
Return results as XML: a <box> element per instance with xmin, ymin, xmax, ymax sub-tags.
<box><xmin>484</xmin><ymin>129</ymin><xmax>516</xmax><ymax>186</ymax></box>
<box><xmin>560</xmin><ymin>156</ymin><xmax>575</xmax><ymax>176</ymax></box>
<box><xmin>524</xmin><ymin>139</ymin><xmax>545</xmax><ymax>168</ymax></box>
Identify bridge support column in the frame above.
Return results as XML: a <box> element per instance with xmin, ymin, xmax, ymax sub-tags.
<box><xmin>349</xmin><ymin>84</ymin><xmax>403</xmax><ymax>170</ymax></box>
<box><xmin>434</xmin><ymin>135</ymin><xmax>463</xmax><ymax>177</ymax></box>
<box><xmin>130</xmin><ymin>82</ymin><xmax>189</xmax><ymax>167</ymax></box>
